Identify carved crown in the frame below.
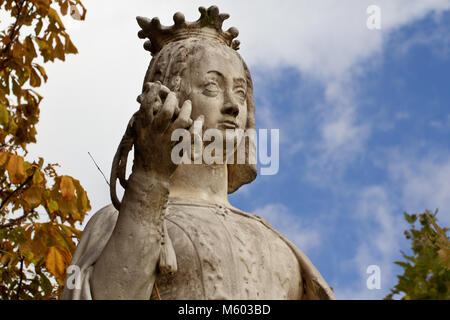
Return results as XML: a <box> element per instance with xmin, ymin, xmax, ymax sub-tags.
<box><xmin>136</xmin><ymin>5</ymin><xmax>240</xmax><ymax>55</ymax></box>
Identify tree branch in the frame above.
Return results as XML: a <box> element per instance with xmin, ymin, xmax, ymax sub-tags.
<box><xmin>88</xmin><ymin>151</ymin><xmax>110</xmax><ymax>186</ymax></box>
<box><xmin>15</xmin><ymin>257</ymin><xmax>24</xmax><ymax>300</ymax></box>
<box><xmin>0</xmin><ymin>170</ymin><xmax>34</xmax><ymax>212</ymax></box>
<box><xmin>1</xmin><ymin>0</ymin><xmax>28</xmax><ymax>55</ymax></box>
<box><xmin>0</xmin><ymin>209</ymin><xmax>35</xmax><ymax>229</ymax></box>
<box><xmin>0</xmin><ymin>0</ymin><xmax>29</xmax><ymax>72</ymax></box>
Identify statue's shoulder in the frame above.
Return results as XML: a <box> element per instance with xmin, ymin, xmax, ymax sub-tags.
<box><xmin>228</xmin><ymin>204</ymin><xmax>336</xmax><ymax>300</ymax></box>
<box><xmin>227</xmin><ymin>205</ymin><xmax>276</xmax><ymax>232</ymax></box>
<box><xmin>84</xmin><ymin>204</ymin><xmax>118</xmax><ymax>230</ymax></box>
<box><xmin>70</xmin><ymin>204</ymin><xmax>118</xmax><ymax>270</ymax></box>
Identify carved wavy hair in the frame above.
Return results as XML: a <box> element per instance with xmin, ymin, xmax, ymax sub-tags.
<box><xmin>142</xmin><ymin>38</ymin><xmax>257</xmax><ymax>193</ymax></box>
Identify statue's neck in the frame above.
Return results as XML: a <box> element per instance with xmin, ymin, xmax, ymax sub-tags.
<box><xmin>168</xmin><ymin>163</ymin><xmax>229</xmax><ymax>206</ymax></box>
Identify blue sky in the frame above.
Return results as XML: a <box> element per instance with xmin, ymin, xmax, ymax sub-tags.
<box><xmin>18</xmin><ymin>0</ymin><xmax>450</xmax><ymax>299</ymax></box>
<box><xmin>230</xmin><ymin>9</ymin><xmax>450</xmax><ymax>299</ymax></box>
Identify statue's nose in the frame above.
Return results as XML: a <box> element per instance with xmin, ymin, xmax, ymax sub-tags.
<box><xmin>221</xmin><ymin>91</ymin><xmax>239</xmax><ymax>117</ymax></box>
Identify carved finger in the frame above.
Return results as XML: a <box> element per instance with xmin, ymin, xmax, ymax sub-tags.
<box><xmin>154</xmin><ymin>91</ymin><xmax>177</xmax><ymax>132</ymax></box>
<box><xmin>157</xmin><ymin>81</ymin><xmax>171</xmax><ymax>100</ymax></box>
<box><xmin>156</xmin><ymin>82</ymin><xmax>181</xmax><ymax>119</ymax></box>
<box><xmin>140</xmin><ymin>82</ymin><xmax>162</xmax><ymax>122</ymax></box>
<box><xmin>189</xmin><ymin>115</ymin><xmax>204</xmax><ymax>163</ymax></box>
<box><xmin>170</xmin><ymin>100</ymin><xmax>193</xmax><ymax>131</ymax></box>
<box><xmin>189</xmin><ymin>114</ymin><xmax>204</xmax><ymax>137</ymax></box>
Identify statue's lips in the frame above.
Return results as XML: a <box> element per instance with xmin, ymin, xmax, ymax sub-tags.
<box><xmin>218</xmin><ymin>121</ymin><xmax>238</xmax><ymax>129</ymax></box>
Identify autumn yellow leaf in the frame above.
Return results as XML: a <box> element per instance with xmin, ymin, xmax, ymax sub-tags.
<box><xmin>62</xmin><ymin>225</ymin><xmax>82</xmax><ymax>238</ymax></box>
<box><xmin>34</xmin><ymin>0</ymin><xmax>51</xmax><ymax>10</ymax></box>
<box><xmin>55</xmin><ymin>37</ymin><xmax>65</xmax><ymax>61</ymax></box>
<box><xmin>60</xmin><ymin>175</ymin><xmax>75</xmax><ymax>200</ymax></box>
<box><xmin>74</xmin><ymin>179</ymin><xmax>91</xmax><ymax>213</ymax></box>
<box><xmin>7</xmin><ymin>154</ymin><xmax>26</xmax><ymax>184</ymax></box>
<box><xmin>32</xmin><ymin>169</ymin><xmax>44</xmax><ymax>184</ymax></box>
<box><xmin>34</xmin><ymin>64</ymin><xmax>48</xmax><ymax>82</ymax></box>
<box><xmin>0</xmin><ymin>103</ymin><xmax>10</xmax><ymax>126</ymax></box>
<box><xmin>438</xmin><ymin>248</ymin><xmax>450</xmax><ymax>269</ymax></box>
<box><xmin>35</xmin><ymin>37</ymin><xmax>49</xmax><ymax>51</ymax></box>
<box><xmin>47</xmin><ymin>198</ymin><xmax>59</xmax><ymax>213</ymax></box>
<box><xmin>0</xmin><ymin>152</ymin><xmax>9</xmax><ymax>167</ymax></box>
<box><xmin>12</xmin><ymin>78</ymin><xmax>21</xmax><ymax>97</ymax></box>
<box><xmin>0</xmin><ymin>254</ymin><xmax>10</xmax><ymax>266</ymax></box>
<box><xmin>12</xmin><ymin>41</ymin><xmax>22</xmax><ymax>58</ymax></box>
<box><xmin>1</xmin><ymin>0</ymin><xmax>88</xmax><ymax>299</ymax></box>
<box><xmin>29</xmin><ymin>226</ymin><xmax>48</xmax><ymax>262</ymax></box>
<box><xmin>35</xmin><ymin>19</ymin><xmax>43</xmax><ymax>35</ymax></box>
<box><xmin>23</xmin><ymin>186</ymin><xmax>42</xmax><ymax>208</ymax></box>
<box><xmin>60</xmin><ymin>0</ymin><xmax>69</xmax><ymax>16</ymax></box>
<box><xmin>64</xmin><ymin>35</ymin><xmax>78</xmax><ymax>54</ymax></box>
<box><xmin>7</xmin><ymin>118</ymin><xmax>18</xmax><ymax>135</ymax></box>
<box><xmin>69</xmin><ymin>3</ymin><xmax>83</xmax><ymax>20</ymax></box>
<box><xmin>58</xmin><ymin>196</ymin><xmax>79</xmax><ymax>221</ymax></box>
<box><xmin>48</xmin><ymin>7</ymin><xmax>65</xmax><ymax>29</ymax></box>
<box><xmin>30</xmin><ymin>67</ymin><xmax>42</xmax><ymax>87</ymax></box>
<box><xmin>45</xmin><ymin>246</ymin><xmax>66</xmax><ymax>279</ymax></box>
<box><xmin>24</xmin><ymin>36</ymin><xmax>37</xmax><ymax>58</ymax></box>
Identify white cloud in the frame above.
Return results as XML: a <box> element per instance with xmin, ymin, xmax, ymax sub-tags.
<box><xmin>429</xmin><ymin>114</ymin><xmax>450</xmax><ymax>130</ymax></box>
<box><xmin>253</xmin><ymin>203</ymin><xmax>321</xmax><ymax>252</ymax></box>
<box><xmin>318</xmin><ymin>79</ymin><xmax>371</xmax><ymax>160</ymax></box>
<box><xmin>387</xmin><ymin>151</ymin><xmax>450</xmax><ymax>226</ymax></box>
<box><xmin>390</xmin><ymin>10</ymin><xmax>450</xmax><ymax>59</ymax></box>
<box><xmin>334</xmin><ymin>186</ymin><xmax>406</xmax><ymax>299</ymax></box>
<box><xmin>334</xmin><ymin>159</ymin><xmax>450</xmax><ymax>299</ymax></box>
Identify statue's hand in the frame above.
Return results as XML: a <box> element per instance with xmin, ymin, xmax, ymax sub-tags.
<box><xmin>133</xmin><ymin>81</ymin><xmax>196</xmax><ymax>179</ymax></box>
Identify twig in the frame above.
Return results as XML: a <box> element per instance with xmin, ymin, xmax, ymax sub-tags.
<box><xmin>15</xmin><ymin>257</ymin><xmax>24</xmax><ymax>300</ymax></box>
<box><xmin>0</xmin><ymin>170</ymin><xmax>34</xmax><ymax>211</ymax></box>
<box><xmin>1</xmin><ymin>0</ymin><xmax>27</xmax><ymax>57</ymax></box>
<box><xmin>0</xmin><ymin>210</ymin><xmax>35</xmax><ymax>229</ymax></box>
<box><xmin>153</xmin><ymin>282</ymin><xmax>161</xmax><ymax>300</ymax></box>
<box><xmin>87</xmin><ymin>152</ymin><xmax>110</xmax><ymax>186</ymax></box>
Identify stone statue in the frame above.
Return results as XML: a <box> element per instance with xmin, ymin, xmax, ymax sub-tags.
<box><xmin>62</xmin><ymin>5</ymin><xmax>336</xmax><ymax>300</ymax></box>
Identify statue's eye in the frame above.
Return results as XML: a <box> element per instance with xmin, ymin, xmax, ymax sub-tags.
<box><xmin>235</xmin><ymin>88</ymin><xmax>246</xmax><ymax>100</ymax></box>
<box><xmin>203</xmin><ymin>81</ymin><xmax>219</xmax><ymax>96</ymax></box>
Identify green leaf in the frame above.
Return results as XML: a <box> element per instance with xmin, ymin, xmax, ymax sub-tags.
<box><xmin>404</xmin><ymin>212</ymin><xmax>417</xmax><ymax>224</ymax></box>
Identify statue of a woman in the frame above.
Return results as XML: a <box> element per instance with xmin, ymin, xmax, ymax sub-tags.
<box><xmin>62</xmin><ymin>6</ymin><xmax>335</xmax><ymax>300</ymax></box>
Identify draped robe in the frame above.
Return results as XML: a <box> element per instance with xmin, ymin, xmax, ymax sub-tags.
<box><xmin>62</xmin><ymin>199</ymin><xmax>336</xmax><ymax>300</ymax></box>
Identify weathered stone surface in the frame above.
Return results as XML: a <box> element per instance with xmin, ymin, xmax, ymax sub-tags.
<box><xmin>62</xmin><ymin>5</ymin><xmax>335</xmax><ymax>300</ymax></box>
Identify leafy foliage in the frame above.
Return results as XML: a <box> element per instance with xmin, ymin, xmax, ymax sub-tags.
<box><xmin>385</xmin><ymin>210</ymin><xmax>450</xmax><ymax>300</ymax></box>
<box><xmin>0</xmin><ymin>0</ymin><xmax>89</xmax><ymax>299</ymax></box>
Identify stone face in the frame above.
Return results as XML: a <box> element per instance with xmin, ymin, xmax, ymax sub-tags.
<box><xmin>62</xmin><ymin>5</ymin><xmax>336</xmax><ymax>300</ymax></box>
